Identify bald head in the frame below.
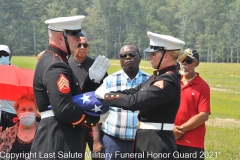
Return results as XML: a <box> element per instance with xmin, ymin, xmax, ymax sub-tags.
<box><xmin>119</xmin><ymin>45</ymin><xmax>140</xmax><ymax>58</ymax></box>
<box><xmin>50</xmin><ymin>30</ymin><xmax>78</xmax><ymax>53</ymax></box>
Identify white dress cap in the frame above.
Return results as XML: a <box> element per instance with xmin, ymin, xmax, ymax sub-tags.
<box><xmin>45</xmin><ymin>15</ymin><xmax>85</xmax><ymax>31</ymax></box>
<box><xmin>0</xmin><ymin>45</ymin><xmax>11</xmax><ymax>54</ymax></box>
<box><xmin>144</xmin><ymin>31</ymin><xmax>185</xmax><ymax>53</ymax></box>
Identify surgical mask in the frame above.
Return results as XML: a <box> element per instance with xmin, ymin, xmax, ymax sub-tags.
<box><xmin>19</xmin><ymin>112</ymin><xmax>36</xmax><ymax>126</ymax></box>
<box><xmin>0</xmin><ymin>56</ymin><xmax>10</xmax><ymax>65</ymax></box>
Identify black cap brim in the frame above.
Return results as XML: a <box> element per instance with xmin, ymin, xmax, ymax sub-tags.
<box><xmin>143</xmin><ymin>46</ymin><xmax>159</xmax><ymax>53</ymax></box>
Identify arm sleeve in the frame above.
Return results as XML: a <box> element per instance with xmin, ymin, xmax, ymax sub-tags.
<box><xmin>42</xmin><ymin>62</ymin><xmax>84</xmax><ymax>125</ymax></box>
<box><xmin>198</xmin><ymin>83</ymin><xmax>211</xmax><ymax>113</ymax></box>
<box><xmin>104</xmin><ymin>79</ymin><xmax>176</xmax><ymax>112</ymax></box>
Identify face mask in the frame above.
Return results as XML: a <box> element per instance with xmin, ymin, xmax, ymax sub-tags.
<box><xmin>19</xmin><ymin>112</ymin><xmax>36</xmax><ymax>127</ymax></box>
<box><xmin>0</xmin><ymin>56</ymin><xmax>10</xmax><ymax>65</ymax></box>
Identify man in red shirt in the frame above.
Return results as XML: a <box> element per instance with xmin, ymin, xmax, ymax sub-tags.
<box><xmin>174</xmin><ymin>48</ymin><xmax>210</xmax><ymax>160</ymax></box>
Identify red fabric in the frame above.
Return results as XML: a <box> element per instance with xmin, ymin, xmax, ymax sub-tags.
<box><xmin>12</xmin><ymin>117</ymin><xmax>19</xmax><ymax>123</ymax></box>
<box><xmin>175</xmin><ymin>73</ymin><xmax>210</xmax><ymax>148</ymax></box>
<box><xmin>0</xmin><ymin>65</ymin><xmax>34</xmax><ymax>101</ymax></box>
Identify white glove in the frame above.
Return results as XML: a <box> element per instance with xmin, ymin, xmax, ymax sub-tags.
<box><xmin>89</xmin><ymin>55</ymin><xmax>110</xmax><ymax>83</ymax></box>
<box><xmin>95</xmin><ymin>86</ymin><xmax>109</xmax><ymax>99</ymax></box>
<box><xmin>98</xmin><ymin>111</ymin><xmax>110</xmax><ymax>123</ymax></box>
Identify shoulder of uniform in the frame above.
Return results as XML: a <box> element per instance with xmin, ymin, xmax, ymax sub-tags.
<box><xmin>54</xmin><ymin>54</ymin><xmax>65</xmax><ymax>62</ymax></box>
<box><xmin>42</xmin><ymin>51</ymin><xmax>58</xmax><ymax>61</ymax></box>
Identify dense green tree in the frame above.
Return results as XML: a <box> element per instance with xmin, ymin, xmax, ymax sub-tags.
<box><xmin>0</xmin><ymin>0</ymin><xmax>239</xmax><ymax>63</ymax></box>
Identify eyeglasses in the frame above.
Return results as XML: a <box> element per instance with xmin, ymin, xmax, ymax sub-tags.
<box><xmin>181</xmin><ymin>58</ymin><xmax>196</xmax><ymax>64</ymax></box>
<box><xmin>77</xmin><ymin>43</ymin><xmax>89</xmax><ymax>48</ymax></box>
<box><xmin>0</xmin><ymin>52</ymin><xmax>10</xmax><ymax>58</ymax></box>
<box><xmin>119</xmin><ymin>52</ymin><xmax>138</xmax><ymax>59</ymax></box>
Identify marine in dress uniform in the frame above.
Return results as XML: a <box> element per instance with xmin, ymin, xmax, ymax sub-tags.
<box><xmin>95</xmin><ymin>31</ymin><xmax>185</xmax><ymax>160</ymax></box>
<box><xmin>31</xmin><ymin>16</ymin><xmax>109</xmax><ymax>160</ymax></box>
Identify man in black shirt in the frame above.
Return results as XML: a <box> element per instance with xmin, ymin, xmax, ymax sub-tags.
<box><xmin>68</xmin><ymin>32</ymin><xmax>107</xmax><ymax>160</ymax></box>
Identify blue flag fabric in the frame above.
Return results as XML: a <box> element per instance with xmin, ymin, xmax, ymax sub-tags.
<box><xmin>48</xmin><ymin>91</ymin><xmax>109</xmax><ymax>116</ymax></box>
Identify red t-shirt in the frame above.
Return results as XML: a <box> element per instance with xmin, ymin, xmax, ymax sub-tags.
<box><xmin>175</xmin><ymin>73</ymin><xmax>210</xmax><ymax>148</ymax></box>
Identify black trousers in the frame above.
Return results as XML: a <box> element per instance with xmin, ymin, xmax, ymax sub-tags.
<box><xmin>0</xmin><ymin>111</ymin><xmax>17</xmax><ymax>131</ymax></box>
<box><xmin>177</xmin><ymin>145</ymin><xmax>204</xmax><ymax>160</ymax></box>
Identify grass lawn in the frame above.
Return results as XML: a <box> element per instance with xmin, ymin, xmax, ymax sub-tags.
<box><xmin>12</xmin><ymin>56</ymin><xmax>240</xmax><ymax>160</ymax></box>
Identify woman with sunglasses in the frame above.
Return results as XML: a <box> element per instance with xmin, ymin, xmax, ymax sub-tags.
<box><xmin>95</xmin><ymin>31</ymin><xmax>185</xmax><ymax>160</ymax></box>
<box><xmin>174</xmin><ymin>49</ymin><xmax>210</xmax><ymax>160</ymax></box>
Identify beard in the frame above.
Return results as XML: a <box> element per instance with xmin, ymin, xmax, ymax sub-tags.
<box><xmin>74</xmin><ymin>48</ymin><xmax>87</xmax><ymax>59</ymax></box>
<box><xmin>180</xmin><ymin>65</ymin><xmax>189</xmax><ymax>75</ymax></box>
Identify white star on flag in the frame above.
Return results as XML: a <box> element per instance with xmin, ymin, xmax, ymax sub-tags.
<box><xmin>80</xmin><ymin>94</ymin><xmax>91</xmax><ymax>104</ymax></box>
<box><xmin>91</xmin><ymin>105</ymin><xmax>102</xmax><ymax>113</ymax></box>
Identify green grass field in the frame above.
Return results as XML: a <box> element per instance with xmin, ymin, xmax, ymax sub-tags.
<box><xmin>12</xmin><ymin>56</ymin><xmax>240</xmax><ymax>160</ymax></box>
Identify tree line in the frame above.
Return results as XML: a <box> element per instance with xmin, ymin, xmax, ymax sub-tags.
<box><xmin>0</xmin><ymin>0</ymin><xmax>240</xmax><ymax>63</ymax></box>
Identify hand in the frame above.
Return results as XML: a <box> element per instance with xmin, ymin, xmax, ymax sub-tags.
<box><xmin>98</xmin><ymin>111</ymin><xmax>110</xmax><ymax>123</ymax></box>
<box><xmin>93</xmin><ymin>140</ymin><xmax>104</xmax><ymax>153</ymax></box>
<box><xmin>89</xmin><ymin>55</ymin><xmax>110</xmax><ymax>83</ymax></box>
<box><xmin>173</xmin><ymin>125</ymin><xmax>185</xmax><ymax>140</ymax></box>
<box><xmin>95</xmin><ymin>87</ymin><xmax>109</xmax><ymax>99</ymax></box>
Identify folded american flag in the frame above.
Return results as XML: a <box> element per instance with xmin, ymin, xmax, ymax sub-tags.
<box><xmin>48</xmin><ymin>91</ymin><xmax>109</xmax><ymax>116</ymax></box>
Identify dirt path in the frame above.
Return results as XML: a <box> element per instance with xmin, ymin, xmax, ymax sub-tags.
<box><xmin>210</xmin><ymin>88</ymin><xmax>240</xmax><ymax>94</ymax></box>
<box><xmin>206</xmin><ymin>117</ymin><xmax>240</xmax><ymax>129</ymax></box>
<box><xmin>112</xmin><ymin>64</ymin><xmax>240</xmax><ymax>94</ymax></box>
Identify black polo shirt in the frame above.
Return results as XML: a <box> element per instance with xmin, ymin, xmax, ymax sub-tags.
<box><xmin>68</xmin><ymin>56</ymin><xmax>95</xmax><ymax>86</ymax></box>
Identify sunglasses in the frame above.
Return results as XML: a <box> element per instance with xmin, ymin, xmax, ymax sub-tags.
<box><xmin>181</xmin><ymin>58</ymin><xmax>195</xmax><ymax>64</ymax></box>
<box><xmin>0</xmin><ymin>52</ymin><xmax>10</xmax><ymax>58</ymax></box>
<box><xmin>77</xmin><ymin>43</ymin><xmax>89</xmax><ymax>48</ymax></box>
<box><xmin>119</xmin><ymin>52</ymin><xmax>138</xmax><ymax>59</ymax></box>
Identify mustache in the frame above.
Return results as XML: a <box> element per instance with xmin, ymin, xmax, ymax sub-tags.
<box><xmin>181</xmin><ymin>65</ymin><xmax>188</xmax><ymax>70</ymax></box>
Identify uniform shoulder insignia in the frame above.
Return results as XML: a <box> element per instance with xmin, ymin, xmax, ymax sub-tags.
<box><xmin>57</xmin><ymin>73</ymin><xmax>70</xmax><ymax>94</ymax></box>
<box><xmin>154</xmin><ymin>80</ymin><xmax>164</xmax><ymax>89</ymax></box>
